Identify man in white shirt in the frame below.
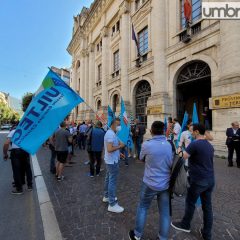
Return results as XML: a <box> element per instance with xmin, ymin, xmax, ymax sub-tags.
<box><xmin>173</xmin><ymin>118</ymin><xmax>182</xmax><ymax>150</ymax></box>
<box><xmin>103</xmin><ymin>118</ymin><xmax>125</xmax><ymax>213</ymax></box>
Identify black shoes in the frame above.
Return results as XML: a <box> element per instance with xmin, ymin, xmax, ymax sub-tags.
<box><xmin>128</xmin><ymin>230</ymin><xmax>140</xmax><ymax>240</ymax></box>
<box><xmin>228</xmin><ymin>163</ymin><xmax>233</xmax><ymax>167</ymax></box>
<box><xmin>11</xmin><ymin>189</ymin><xmax>23</xmax><ymax>195</ymax></box>
<box><xmin>171</xmin><ymin>222</ymin><xmax>191</xmax><ymax>233</ymax></box>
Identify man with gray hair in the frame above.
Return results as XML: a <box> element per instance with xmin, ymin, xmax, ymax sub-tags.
<box><xmin>226</xmin><ymin>121</ymin><xmax>240</xmax><ymax>168</ymax></box>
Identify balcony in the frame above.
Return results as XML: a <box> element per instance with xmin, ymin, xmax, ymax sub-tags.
<box><xmin>179</xmin><ymin>21</ymin><xmax>202</xmax><ymax>43</ymax></box>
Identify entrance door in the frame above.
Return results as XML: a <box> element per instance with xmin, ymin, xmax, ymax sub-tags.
<box><xmin>135</xmin><ymin>81</ymin><xmax>151</xmax><ymax>126</ymax></box>
<box><xmin>177</xmin><ymin>61</ymin><xmax>212</xmax><ymax>129</ymax></box>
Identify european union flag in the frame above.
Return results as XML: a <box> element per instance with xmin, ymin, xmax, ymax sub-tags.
<box><xmin>12</xmin><ymin>69</ymin><xmax>84</xmax><ymax>154</ymax></box>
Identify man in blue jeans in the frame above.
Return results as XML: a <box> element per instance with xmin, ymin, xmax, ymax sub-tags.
<box><xmin>129</xmin><ymin>121</ymin><xmax>173</xmax><ymax>240</ymax></box>
<box><xmin>171</xmin><ymin>124</ymin><xmax>215</xmax><ymax>240</ymax></box>
<box><xmin>103</xmin><ymin>118</ymin><xmax>125</xmax><ymax>213</ymax></box>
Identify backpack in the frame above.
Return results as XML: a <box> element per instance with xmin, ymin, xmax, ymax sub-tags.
<box><xmin>169</xmin><ymin>157</ymin><xmax>188</xmax><ymax>215</ymax></box>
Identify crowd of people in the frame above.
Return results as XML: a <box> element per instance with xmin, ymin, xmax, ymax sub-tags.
<box><xmin>2</xmin><ymin>113</ymin><xmax>240</xmax><ymax>240</ymax></box>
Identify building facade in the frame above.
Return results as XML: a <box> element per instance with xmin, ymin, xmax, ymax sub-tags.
<box><xmin>67</xmin><ymin>0</ymin><xmax>240</xmax><ymax>155</ymax></box>
<box><xmin>51</xmin><ymin>66</ymin><xmax>70</xmax><ymax>85</ymax></box>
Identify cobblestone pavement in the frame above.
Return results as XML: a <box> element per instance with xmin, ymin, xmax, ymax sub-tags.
<box><xmin>37</xmin><ymin>147</ymin><xmax>240</xmax><ymax>240</ymax></box>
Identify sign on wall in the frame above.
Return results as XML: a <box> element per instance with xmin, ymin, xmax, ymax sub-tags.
<box><xmin>147</xmin><ymin>105</ymin><xmax>163</xmax><ymax>115</ymax></box>
<box><xmin>211</xmin><ymin>93</ymin><xmax>240</xmax><ymax>109</ymax></box>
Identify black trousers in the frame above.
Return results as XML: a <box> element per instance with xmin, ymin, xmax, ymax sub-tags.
<box><xmin>89</xmin><ymin>151</ymin><xmax>102</xmax><ymax>176</ymax></box>
<box><xmin>227</xmin><ymin>142</ymin><xmax>240</xmax><ymax>166</ymax></box>
<box><xmin>10</xmin><ymin>149</ymin><xmax>33</xmax><ymax>191</ymax></box>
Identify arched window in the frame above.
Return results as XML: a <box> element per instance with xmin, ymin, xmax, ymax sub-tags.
<box><xmin>97</xmin><ymin>100</ymin><xmax>102</xmax><ymax>111</ymax></box>
<box><xmin>76</xmin><ymin>60</ymin><xmax>80</xmax><ymax>69</ymax></box>
<box><xmin>135</xmin><ymin>80</ymin><xmax>151</xmax><ymax>126</ymax></box>
<box><xmin>112</xmin><ymin>94</ymin><xmax>119</xmax><ymax>113</ymax></box>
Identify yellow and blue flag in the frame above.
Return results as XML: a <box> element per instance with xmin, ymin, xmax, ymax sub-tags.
<box><xmin>12</xmin><ymin>69</ymin><xmax>84</xmax><ymax>154</ymax></box>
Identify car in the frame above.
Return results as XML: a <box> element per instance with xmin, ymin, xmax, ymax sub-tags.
<box><xmin>0</xmin><ymin>124</ymin><xmax>12</xmax><ymax>130</ymax></box>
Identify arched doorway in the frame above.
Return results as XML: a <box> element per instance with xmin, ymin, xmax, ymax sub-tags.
<box><xmin>112</xmin><ymin>94</ymin><xmax>120</xmax><ymax>113</ymax></box>
<box><xmin>177</xmin><ymin>61</ymin><xmax>212</xmax><ymax>129</ymax></box>
<box><xmin>135</xmin><ymin>80</ymin><xmax>151</xmax><ymax>126</ymax></box>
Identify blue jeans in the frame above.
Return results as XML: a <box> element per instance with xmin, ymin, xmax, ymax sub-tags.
<box><xmin>104</xmin><ymin>163</ymin><xmax>119</xmax><ymax>206</ymax></box>
<box><xmin>136</xmin><ymin>137</ymin><xmax>143</xmax><ymax>158</ymax></box>
<box><xmin>181</xmin><ymin>178</ymin><xmax>215</xmax><ymax>240</ymax></box>
<box><xmin>134</xmin><ymin>183</ymin><xmax>170</xmax><ymax>240</ymax></box>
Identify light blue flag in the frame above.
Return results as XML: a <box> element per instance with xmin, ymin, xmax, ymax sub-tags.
<box><xmin>117</xmin><ymin>97</ymin><xmax>133</xmax><ymax>148</ymax></box>
<box><xmin>192</xmin><ymin>102</ymin><xmax>199</xmax><ymax>124</ymax></box>
<box><xmin>176</xmin><ymin>111</ymin><xmax>189</xmax><ymax>148</ymax></box>
<box><xmin>107</xmin><ymin>105</ymin><xmax>115</xmax><ymax>127</ymax></box>
<box><xmin>12</xmin><ymin>69</ymin><xmax>84</xmax><ymax>154</ymax></box>
<box><xmin>164</xmin><ymin>116</ymin><xmax>168</xmax><ymax>134</ymax></box>
<box><xmin>192</xmin><ymin>103</ymin><xmax>201</xmax><ymax>206</ymax></box>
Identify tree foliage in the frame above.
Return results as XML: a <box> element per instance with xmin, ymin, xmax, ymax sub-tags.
<box><xmin>0</xmin><ymin>102</ymin><xmax>20</xmax><ymax>124</ymax></box>
<box><xmin>22</xmin><ymin>92</ymin><xmax>33</xmax><ymax>112</ymax></box>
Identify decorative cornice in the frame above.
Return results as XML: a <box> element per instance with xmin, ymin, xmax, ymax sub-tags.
<box><xmin>67</xmin><ymin>27</ymin><xmax>85</xmax><ymax>55</ymax></box>
<box><xmin>80</xmin><ymin>49</ymin><xmax>89</xmax><ymax>57</ymax></box>
<box><xmin>100</xmin><ymin>26</ymin><xmax>109</xmax><ymax>38</ymax></box>
<box><xmin>119</xmin><ymin>0</ymin><xmax>130</xmax><ymax>15</ymax></box>
<box><xmin>88</xmin><ymin>43</ymin><xmax>95</xmax><ymax>53</ymax></box>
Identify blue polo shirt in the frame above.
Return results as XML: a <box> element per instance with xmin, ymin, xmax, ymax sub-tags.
<box><xmin>140</xmin><ymin>135</ymin><xmax>173</xmax><ymax>191</ymax></box>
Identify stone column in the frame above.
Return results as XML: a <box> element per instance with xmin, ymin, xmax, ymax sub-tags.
<box><xmin>88</xmin><ymin>44</ymin><xmax>95</xmax><ymax>113</ymax></box>
<box><xmin>70</xmin><ymin>63</ymin><xmax>77</xmax><ymax>121</ymax></box>
<box><xmin>120</xmin><ymin>1</ymin><xmax>130</xmax><ymax>104</ymax></box>
<box><xmin>101</xmin><ymin>27</ymin><xmax>109</xmax><ymax>111</ymax></box>
<box><xmin>79</xmin><ymin>51</ymin><xmax>85</xmax><ymax>116</ymax></box>
<box><xmin>147</xmin><ymin>0</ymin><xmax>169</xmax><ymax>128</ymax></box>
<box><xmin>213</xmin><ymin>20</ymin><xmax>240</xmax><ymax>131</ymax></box>
<box><xmin>151</xmin><ymin>0</ymin><xmax>167</xmax><ymax>94</ymax></box>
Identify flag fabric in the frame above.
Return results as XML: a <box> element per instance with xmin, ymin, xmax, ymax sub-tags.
<box><xmin>107</xmin><ymin>106</ymin><xmax>115</xmax><ymax>127</ymax></box>
<box><xmin>132</xmin><ymin>24</ymin><xmax>140</xmax><ymax>56</ymax></box>
<box><xmin>184</xmin><ymin>0</ymin><xmax>192</xmax><ymax>22</ymax></box>
<box><xmin>192</xmin><ymin>103</ymin><xmax>199</xmax><ymax>124</ymax></box>
<box><xmin>12</xmin><ymin>69</ymin><xmax>84</xmax><ymax>154</ymax></box>
<box><xmin>192</xmin><ymin>102</ymin><xmax>202</xmax><ymax>206</ymax></box>
<box><xmin>117</xmin><ymin>97</ymin><xmax>133</xmax><ymax>148</ymax></box>
<box><xmin>164</xmin><ymin>116</ymin><xmax>168</xmax><ymax>134</ymax></box>
<box><xmin>176</xmin><ymin>111</ymin><xmax>189</xmax><ymax>148</ymax></box>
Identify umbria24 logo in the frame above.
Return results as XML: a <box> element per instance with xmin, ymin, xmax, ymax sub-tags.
<box><xmin>202</xmin><ymin>2</ymin><xmax>240</xmax><ymax>19</ymax></box>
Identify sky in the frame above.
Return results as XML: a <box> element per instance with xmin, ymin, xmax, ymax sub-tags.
<box><xmin>0</xmin><ymin>0</ymin><xmax>92</xmax><ymax>100</ymax></box>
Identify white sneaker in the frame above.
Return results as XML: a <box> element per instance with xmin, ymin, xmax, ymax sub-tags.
<box><xmin>133</xmin><ymin>154</ymin><xmax>136</xmax><ymax>158</ymax></box>
<box><xmin>108</xmin><ymin>203</ymin><xmax>124</xmax><ymax>213</ymax></box>
<box><xmin>102</xmin><ymin>197</ymin><xmax>118</xmax><ymax>203</ymax></box>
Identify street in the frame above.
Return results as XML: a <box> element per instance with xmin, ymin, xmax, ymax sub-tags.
<box><xmin>0</xmin><ymin>131</ymin><xmax>240</xmax><ymax>240</ymax></box>
<box><xmin>0</xmin><ymin>131</ymin><xmax>44</xmax><ymax>240</ymax></box>
<box><xmin>36</xmin><ymin>146</ymin><xmax>240</xmax><ymax>240</ymax></box>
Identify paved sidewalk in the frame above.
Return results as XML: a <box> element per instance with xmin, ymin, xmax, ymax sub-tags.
<box><xmin>37</xmin><ymin>147</ymin><xmax>240</xmax><ymax>240</ymax></box>
<box><xmin>0</xmin><ymin>132</ymin><xmax>44</xmax><ymax>240</ymax></box>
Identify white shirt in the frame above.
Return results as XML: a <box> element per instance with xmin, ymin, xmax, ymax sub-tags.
<box><xmin>173</xmin><ymin>122</ymin><xmax>181</xmax><ymax>140</ymax></box>
<box><xmin>104</xmin><ymin>129</ymin><xmax>120</xmax><ymax>164</ymax></box>
<box><xmin>179</xmin><ymin>130</ymin><xmax>192</xmax><ymax>149</ymax></box>
<box><xmin>7</xmin><ymin>130</ymin><xmax>20</xmax><ymax>149</ymax></box>
<box><xmin>233</xmin><ymin>128</ymin><xmax>237</xmax><ymax>135</ymax></box>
